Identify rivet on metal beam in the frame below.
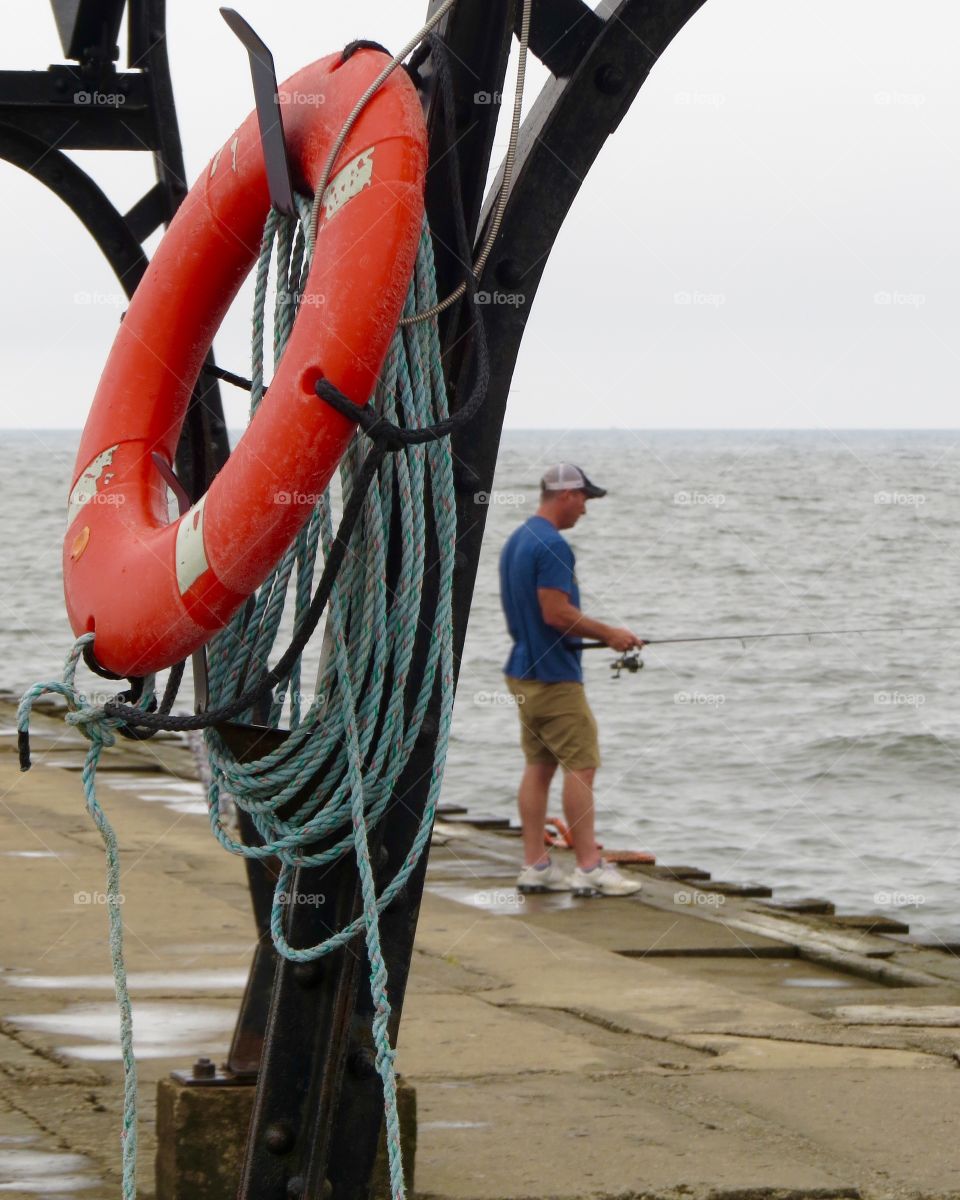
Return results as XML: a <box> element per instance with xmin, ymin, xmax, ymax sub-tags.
<box><xmin>347</xmin><ymin>1046</ymin><xmax>379</xmax><ymax>1078</ymax></box>
<box><xmin>264</xmin><ymin>1119</ymin><xmax>296</xmax><ymax>1155</ymax></box>
<box><xmin>495</xmin><ymin>259</ymin><xmax>523</xmax><ymax>288</ymax></box>
<box><xmin>594</xmin><ymin>63</ymin><xmax>626</xmax><ymax>95</ymax></box>
<box><xmin>292</xmin><ymin>960</ymin><xmax>325</xmax><ymax>990</ymax></box>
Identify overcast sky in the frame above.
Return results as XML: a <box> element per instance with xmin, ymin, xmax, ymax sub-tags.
<box><xmin>1</xmin><ymin>0</ymin><xmax>958</xmax><ymax>429</ymax></box>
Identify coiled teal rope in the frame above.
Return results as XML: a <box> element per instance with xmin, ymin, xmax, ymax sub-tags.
<box><xmin>202</xmin><ymin>201</ymin><xmax>454</xmax><ymax>1198</ymax></box>
<box><xmin>18</xmin><ymin>198</ymin><xmax>454</xmax><ymax>1200</ymax></box>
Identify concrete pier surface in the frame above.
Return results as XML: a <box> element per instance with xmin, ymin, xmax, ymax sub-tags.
<box><xmin>3</xmin><ymin>697</ymin><xmax>960</xmax><ymax>1199</ymax></box>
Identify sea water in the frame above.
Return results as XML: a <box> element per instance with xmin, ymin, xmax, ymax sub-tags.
<box><xmin>3</xmin><ymin>428</ymin><xmax>958</xmax><ymax>942</ymax></box>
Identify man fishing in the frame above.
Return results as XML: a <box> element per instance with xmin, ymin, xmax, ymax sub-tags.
<box><xmin>500</xmin><ymin>463</ymin><xmax>645</xmax><ymax>897</ymax></box>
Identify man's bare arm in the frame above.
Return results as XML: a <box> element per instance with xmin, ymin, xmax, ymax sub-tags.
<box><xmin>538</xmin><ymin>588</ymin><xmax>644</xmax><ymax>653</ymax></box>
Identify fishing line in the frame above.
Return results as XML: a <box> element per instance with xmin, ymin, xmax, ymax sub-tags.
<box><xmin>577</xmin><ymin>623</ymin><xmax>960</xmax><ymax>651</ymax></box>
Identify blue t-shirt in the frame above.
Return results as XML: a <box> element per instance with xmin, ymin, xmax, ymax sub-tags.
<box><xmin>500</xmin><ymin>515</ymin><xmax>582</xmax><ymax>683</ymax></box>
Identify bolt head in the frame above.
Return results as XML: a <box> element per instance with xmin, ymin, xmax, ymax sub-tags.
<box><xmin>192</xmin><ymin>1056</ymin><xmax>215</xmax><ymax>1080</ymax></box>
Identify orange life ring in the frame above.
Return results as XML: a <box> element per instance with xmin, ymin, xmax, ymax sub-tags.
<box><xmin>63</xmin><ymin>50</ymin><xmax>427</xmax><ymax>678</ymax></box>
<box><xmin>543</xmin><ymin>817</ymin><xmax>604</xmax><ymax>852</ymax></box>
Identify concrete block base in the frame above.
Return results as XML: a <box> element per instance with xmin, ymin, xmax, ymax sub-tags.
<box><xmin>156</xmin><ymin>1075</ymin><xmax>416</xmax><ymax>1199</ymax></box>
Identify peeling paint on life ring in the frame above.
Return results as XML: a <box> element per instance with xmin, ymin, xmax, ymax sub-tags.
<box><xmin>175</xmin><ymin>496</ymin><xmax>209</xmax><ymax>595</ymax></box>
<box><xmin>67</xmin><ymin>445</ymin><xmax>120</xmax><ymax>528</ymax></box>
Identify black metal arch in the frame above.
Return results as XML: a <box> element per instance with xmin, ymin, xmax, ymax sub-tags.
<box><xmin>0</xmin><ymin>0</ymin><xmax>229</xmax><ymax>498</ymax></box>
<box><xmin>0</xmin><ymin>126</ymin><xmax>148</xmax><ymax>295</ymax></box>
<box><xmin>445</xmin><ymin>0</ymin><xmax>712</xmax><ymax>615</ymax></box>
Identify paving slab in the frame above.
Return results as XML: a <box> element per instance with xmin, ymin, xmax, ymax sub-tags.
<box><xmin>486</xmin><ymin>882</ymin><xmax>790</xmax><ymax>956</ymax></box>
<box><xmin>414</xmin><ymin>892</ymin><xmax>826</xmax><ymax>1038</ymax></box>
<box><xmin>412</xmin><ymin>1071</ymin><xmax>858</xmax><ymax>1200</ymax></box>
<box><xmin>691</xmin><ymin>1067</ymin><xmax>960</xmax><ymax>1195</ymax></box>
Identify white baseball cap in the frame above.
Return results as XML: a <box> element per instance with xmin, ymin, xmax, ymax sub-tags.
<box><xmin>540</xmin><ymin>463</ymin><xmax>607</xmax><ymax>499</ymax></box>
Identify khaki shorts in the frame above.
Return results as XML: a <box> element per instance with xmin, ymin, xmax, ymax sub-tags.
<box><xmin>505</xmin><ymin>677</ymin><xmax>600</xmax><ymax>770</ymax></box>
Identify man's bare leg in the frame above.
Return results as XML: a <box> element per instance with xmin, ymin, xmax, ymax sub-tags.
<box><xmin>519</xmin><ymin>762</ymin><xmax>558</xmax><ymax>866</ymax></box>
<box><xmin>562</xmin><ymin>767</ymin><xmax>600</xmax><ymax>870</ymax></box>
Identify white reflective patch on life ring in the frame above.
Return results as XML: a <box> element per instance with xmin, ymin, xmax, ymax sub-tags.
<box><xmin>175</xmin><ymin>496</ymin><xmax>209</xmax><ymax>595</ymax></box>
<box><xmin>67</xmin><ymin>444</ymin><xmax>120</xmax><ymax>528</ymax></box>
<box><xmin>321</xmin><ymin>145</ymin><xmax>375</xmax><ymax>221</ymax></box>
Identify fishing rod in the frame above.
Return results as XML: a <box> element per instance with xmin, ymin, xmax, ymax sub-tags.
<box><xmin>575</xmin><ymin>624</ymin><xmax>960</xmax><ymax>678</ymax></box>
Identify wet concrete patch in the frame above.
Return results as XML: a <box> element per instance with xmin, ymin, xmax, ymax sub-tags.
<box><xmin>783</xmin><ymin>976</ymin><xmax>854</xmax><ymax>989</ymax></box>
<box><xmin>100</xmin><ymin>773</ymin><xmax>207</xmax><ymax>817</ymax></box>
<box><xmin>426</xmin><ymin>882</ymin><xmax>574</xmax><ymax>915</ymax></box>
<box><xmin>0</xmin><ymin>1140</ymin><xmax>101</xmax><ymax>1195</ymax></box>
<box><xmin>8</xmin><ymin>1001</ymin><xmax>235</xmax><ymax>1061</ymax></box>
<box><xmin>0</xmin><ymin>850</ymin><xmax>64</xmax><ymax>859</ymax></box>
<box><xmin>3</xmin><ymin>968</ymin><xmax>248</xmax><ymax>992</ymax></box>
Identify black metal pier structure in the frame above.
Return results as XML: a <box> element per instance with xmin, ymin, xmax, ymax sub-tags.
<box><xmin>1</xmin><ymin>1</ymin><xmax>709</xmax><ymax>1196</ymax></box>
<box><xmin>0</xmin><ymin>0</ymin><xmax>229</xmax><ymax>496</ymax></box>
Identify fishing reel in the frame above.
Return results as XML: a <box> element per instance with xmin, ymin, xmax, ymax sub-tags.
<box><xmin>610</xmin><ymin>650</ymin><xmax>643</xmax><ymax>678</ymax></box>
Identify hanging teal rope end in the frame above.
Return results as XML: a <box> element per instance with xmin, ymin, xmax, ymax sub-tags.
<box><xmin>17</xmin><ymin>729</ymin><xmax>32</xmax><ymax>771</ymax></box>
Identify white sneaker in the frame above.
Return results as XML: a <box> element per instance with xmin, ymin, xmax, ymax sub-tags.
<box><xmin>516</xmin><ymin>859</ymin><xmax>572</xmax><ymax>893</ymax></box>
<box><xmin>569</xmin><ymin>859</ymin><xmax>643</xmax><ymax>898</ymax></box>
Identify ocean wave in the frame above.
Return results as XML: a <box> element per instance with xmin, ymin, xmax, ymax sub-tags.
<box><xmin>802</xmin><ymin>731</ymin><xmax>960</xmax><ymax>764</ymax></box>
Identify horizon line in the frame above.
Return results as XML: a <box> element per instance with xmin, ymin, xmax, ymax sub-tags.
<box><xmin>6</xmin><ymin>426</ymin><xmax>960</xmax><ymax>435</ymax></box>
